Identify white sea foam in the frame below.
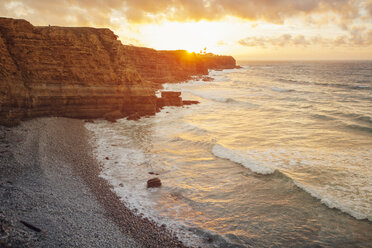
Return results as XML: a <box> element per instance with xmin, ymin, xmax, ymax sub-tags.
<box><xmin>85</xmin><ymin>121</ymin><xmax>157</xmax><ymax>213</ymax></box>
<box><xmin>85</xmin><ymin>119</ymin><xmax>211</xmax><ymax>247</ymax></box>
<box><xmin>212</xmin><ymin>144</ymin><xmax>275</xmax><ymax>174</ymax></box>
<box><xmin>191</xmin><ymin>92</ymin><xmax>236</xmax><ymax>103</ymax></box>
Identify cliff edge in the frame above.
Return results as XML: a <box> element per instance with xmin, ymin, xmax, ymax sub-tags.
<box><xmin>0</xmin><ymin>17</ymin><xmax>237</xmax><ymax>126</ymax></box>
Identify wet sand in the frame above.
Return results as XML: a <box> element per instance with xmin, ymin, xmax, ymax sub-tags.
<box><xmin>0</xmin><ymin>117</ymin><xmax>186</xmax><ymax>247</ymax></box>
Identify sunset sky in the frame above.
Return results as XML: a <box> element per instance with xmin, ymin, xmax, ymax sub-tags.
<box><xmin>1</xmin><ymin>0</ymin><xmax>371</xmax><ymax>60</ymax></box>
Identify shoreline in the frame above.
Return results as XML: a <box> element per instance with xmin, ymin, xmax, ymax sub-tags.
<box><xmin>0</xmin><ymin>117</ymin><xmax>186</xmax><ymax>247</ymax></box>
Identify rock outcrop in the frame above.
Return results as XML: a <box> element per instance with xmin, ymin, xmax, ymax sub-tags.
<box><xmin>0</xmin><ymin>17</ymin><xmax>237</xmax><ymax>126</ymax></box>
<box><xmin>157</xmin><ymin>91</ymin><xmax>183</xmax><ymax>108</ymax></box>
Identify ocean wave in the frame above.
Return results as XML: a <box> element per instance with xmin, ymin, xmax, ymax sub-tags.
<box><xmin>212</xmin><ymin>143</ymin><xmax>372</xmax><ymax>221</ymax></box>
<box><xmin>181</xmin><ymin>123</ymin><xmax>209</xmax><ymax>134</ymax></box>
<box><xmin>190</xmin><ymin>92</ymin><xmax>259</xmax><ymax>108</ymax></box>
<box><xmin>276</xmin><ymin>78</ymin><xmax>308</xmax><ymax>85</ymax></box>
<box><xmin>277</xmin><ymin>78</ymin><xmax>372</xmax><ymax>91</ymax></box>
<box><xmin>356</xmin><ymin>116</ymin><xmax>372</xmax><ymax>125</ymax></box>
<box><xmin>344</xmin><ymin>124</ymin><xmax>372</xmax><ymax>134</ymax></box>
<box><xmin>170</xmin><ymin>136</ymin><xmax>213</xmax><ymax>149</ymax></box>
<box><xmin>271</xmin><ymin>87</ymin><xmax>295</xmax><ymax>93</ymax></box>
<box><xmin>350</xmin><ymin>85</ymin><xmax>372</xmax><ymax>90</ymax></box>
<box><xmin>333</xmin><ymin>112</ymin><xmax>372</xmax><ymax>125</ymax></box>
<box><xmin>212</xmin><ymin>144</ymin><xmax>275</xmax><ymax>174</ymax></box>
<box><xmin>187</xmin><ymin>226</ymin><xmax>245</xmax><ymax>248</ymax></box>
<box><xmin>190</xmin><ymin>93</ymin><xmax>230</xmax><ymax>103</ymax></box>
<box><xmin>292</xmin><ymin>180</ymin><xmax>371</xmax><ymax>221</ymax></box>
<box><xmin>311</xmin><ymin>114</ymin><xmax>336</xmax><ymax>121</ymax></box>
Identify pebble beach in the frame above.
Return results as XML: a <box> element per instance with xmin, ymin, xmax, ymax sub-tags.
<box><xmin>0</xmin><ymin>117</ymin><xmax>186</xmax><ymax>247</ymax></box>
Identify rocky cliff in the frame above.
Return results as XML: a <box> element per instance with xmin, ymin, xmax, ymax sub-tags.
<box><xmin>0</xmin><ymin>17</ymin><xmax>237</xmax><ymax>126</ymax></box>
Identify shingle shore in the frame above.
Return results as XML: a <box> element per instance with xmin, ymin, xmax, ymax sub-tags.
<box><xmin>0</xmin><ymin>117</ymin><xmax>187</xmax><ymax>247</ymax></box>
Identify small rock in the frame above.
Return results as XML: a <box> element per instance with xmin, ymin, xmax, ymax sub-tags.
<box><xmin>119</xmin><ymin>183</ymin><xmax>123</xmax><ymax>187</ymax></box>
<box><xmin>104</xmin><ymin>110</ymin><xmax>123</xmax><ymax>122</ymax></box>
<box><xmin>147</xmin><ymin>178</ymin><xmax>162</xmax><ymax>188</ymax></box>
<box><xmin>105</xmin><ymin>157</ymin><xmax>109</xmax><ymax>160</ymax></box>
<box><xmin>148</xmin><ymin>172</ymin><xmax>159</xmax><ymax>175</ymax></box>
<box><xmin>202</xmin><ymin>76</ymin><xmax>214</xmax><ymax>82</ymax></box>
<box><xmin>182</xmin><ymin>100</ymin><xmax>199</xmax><ymax>106</ymax></box>
<box><xmin>127</xmin><ymin>113</ymin><xmax>141</xmax><ymax>121</ymax></box>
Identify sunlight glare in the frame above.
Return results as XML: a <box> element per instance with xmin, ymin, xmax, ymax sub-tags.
<box><xmin>137</xmin><ymin>20</ymin><xmax>236</xmax><ymax>54</ymax></box>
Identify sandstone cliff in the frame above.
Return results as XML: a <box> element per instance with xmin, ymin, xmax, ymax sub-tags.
<box><xmin>0</xmin><ymin>17</ymin><xmax>236</xmax><ymax>126</ymax></box>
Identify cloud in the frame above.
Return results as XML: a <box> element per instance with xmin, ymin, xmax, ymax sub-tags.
<box><xmin>0</xmin><ymin>0</ymin><xmax>369</xmax><ymax>26</ymax></box>
<box><xmin>121</xmin><ymin>0</ymin><xmax>367</xmax><ymax>26</ymax></box>
<box><xmin>366</xmin><ymin>0</ymin><xmax>372</xmax><ymax>17</ymax></box>
<box><xmin>0</xmin><ymin>0</ymin><xmax>121</xmax><ymax>27</ymax></box>
<box><xmin>238</xmin><ymin>29</ymin><xmax>372</xmax><ymax>48</ymax></box>
<box><xmin>0</xmin><ymin>0</ymin><xmax>370</xmax><ymax>51</ymax></box>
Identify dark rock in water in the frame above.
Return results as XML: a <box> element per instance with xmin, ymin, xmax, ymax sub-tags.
<box><xmin>182</xmin><ymin>100</ymin><xmax>200</xmax><ymax>105</ymax></box>
<box><xmin>119</xmin><ymin>183</ymin><xmax>124</xmax><ymax>187</ymax></box>
<box><xmin>127</xmin><ymin>113</ymin><xmax>141</xmax><ymax>121</ymax></box>
<box><xmin>104</xmin><ymin>110</ymin><xmax>123</xmax><ymax>122</ymax></box>
<box><xmin>148</xmin><ymin>172</ymin><xmax>159</xmax><ymax>175</ymax></box>
<box><xmin>147</xmin><ymin>178</ymin><xmax>162</xmax><ymax>188</ymax></box>
<box><xmin>157</xmin><ymin>91</ymin><xmax>183</xmax><ymax>107</ymax></box>
<box><xmin>105</xmin><ymin>157</ymin><xmax>109</xmax><ymax>160</ymax></box>
<box><xmin>161</xmin><ymin>91</ymin><xmax>181</xmax><ymax>98</ymax></box>
<box><xmin>202</xmin><ymin>76</ymin><xmax>214</xmax><ymax>82</ymax></box>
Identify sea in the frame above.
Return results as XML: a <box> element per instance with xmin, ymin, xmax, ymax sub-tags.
<box><xmin>86</xmin><ymin>61</ymin><xmax>372</xmax><ymax>247</ymax></box>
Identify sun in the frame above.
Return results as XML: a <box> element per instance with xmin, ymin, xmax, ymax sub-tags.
<box><xmin>135</xmin><ymin>20</ymin><xmax>231</xmax><ymax>54</ymax></box>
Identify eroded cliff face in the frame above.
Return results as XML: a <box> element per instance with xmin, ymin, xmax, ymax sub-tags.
<box><xmin>0</xmin><ymin>17</ymin><xmax>236</xmax><ymax>126</ymax></box>
<box><xmin>124</xmin><ymin>47</ymin><xmax>237</xmax><ymax>86</ymax></box>
<box><xmin>124</xmin><ymin>47</ymin><xmax>208</xmax><ymax>85</ymax></box>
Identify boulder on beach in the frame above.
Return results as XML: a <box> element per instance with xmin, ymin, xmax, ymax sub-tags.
<box><xmin>147</xmin><ymin>178</ymin><xmax>162</xmax><ymax>188</ymax></box>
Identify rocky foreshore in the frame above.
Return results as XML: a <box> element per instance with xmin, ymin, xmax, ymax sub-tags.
<box><xmin>0</xmin><ymin>16</ymin><xmax>238</xmax><ymax>247</ymax></box>
<box><xmin>0</xmin><ymin>118</ymin><xmax>187</xmax><ymax>247</ymax></box>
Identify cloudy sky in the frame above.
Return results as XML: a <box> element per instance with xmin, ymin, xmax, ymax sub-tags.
<box><xmin>1</xmin><ymin>0</ymin><xmax>371</xmax><ymax>60</ymax></box>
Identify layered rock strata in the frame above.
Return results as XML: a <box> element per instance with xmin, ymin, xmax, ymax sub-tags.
<box><xmin>0</xmin><ymin>17</ymin><xmax>237</xmax><ymax>126</ymax></box>
<box><xmin>157</xmin><ymin>91</ymin><xmax>183</xmax><ymax>107</ymax></box>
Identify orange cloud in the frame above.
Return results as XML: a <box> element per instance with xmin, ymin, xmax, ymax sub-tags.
<box><xmin>0</xmin><ymin>0</ymin><xmax>368</xmax><ymax>26</ymax></box>
<box><xmin>238</xmin><ymin>29</ymin><xmax>372</xmax><ymax>48</ymax></box>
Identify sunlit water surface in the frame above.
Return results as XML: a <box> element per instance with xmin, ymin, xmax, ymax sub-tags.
<box><xmin>86</xmin><ymin>61</ymin><xmax>372</xmax><ymax>247</ymax></box>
